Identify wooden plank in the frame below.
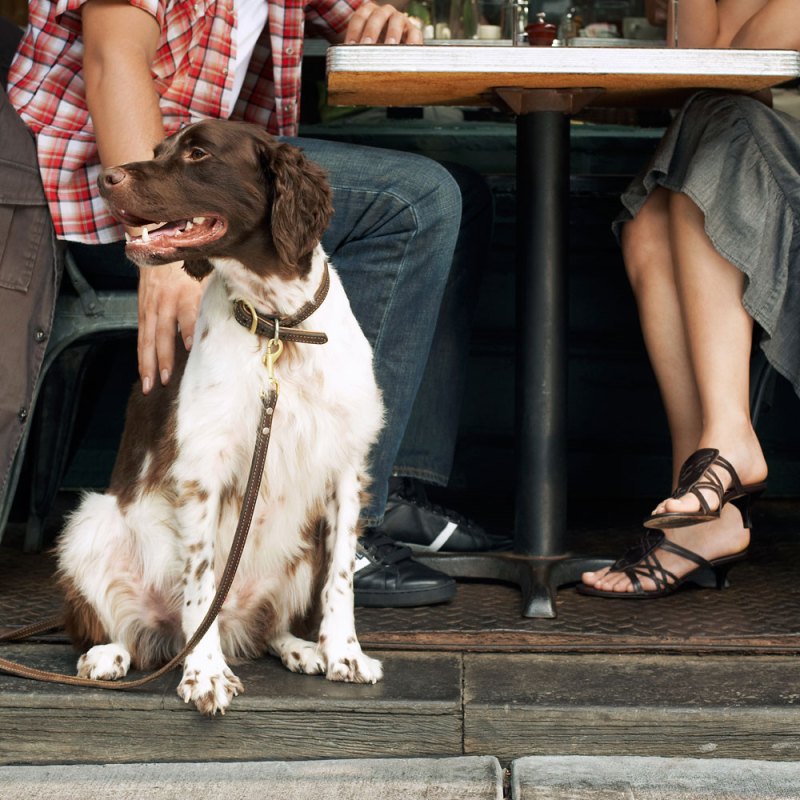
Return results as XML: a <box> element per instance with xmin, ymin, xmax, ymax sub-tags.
<box><xmin>0</xmin><ymin>645</ymin><xmax>463</xmax><ymax>763</ymax></box>
<box><xmin>464</xmin><ymin>653</ymin><xmax>800</xmax><ymax>761</ymax></box>
<box><xmin>1</xmin><ymin>708</ymin><xmax>462</xmax><ymax>764</ymax></box>
<box><xmin>326</xmin><ymin>45</ymin><xmax>800</xmax><ymax>108</ymax></box>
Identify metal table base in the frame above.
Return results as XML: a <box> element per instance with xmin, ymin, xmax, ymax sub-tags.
<box><xmin>421</xmin><ymin>91</ymin><xmax>612</xmax><ymax>618</ymax></box>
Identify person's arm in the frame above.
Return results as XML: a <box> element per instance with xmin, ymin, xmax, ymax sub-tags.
<box><xmin>82</xmin><ymin>0</ymin><xmax>205</xmax><ymax>394</ymax></box>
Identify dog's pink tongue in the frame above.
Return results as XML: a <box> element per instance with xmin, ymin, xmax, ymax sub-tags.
<box><xmin>149</xmin><ymin>221</ymin><xmax>184</xmax><ymax>237</ymax></box>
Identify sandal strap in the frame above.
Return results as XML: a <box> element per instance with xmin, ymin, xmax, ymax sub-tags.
<box><xmin>623</xmin><ymin>558</ymin><xmax>680</xmax><ymax>593</ymax></box>
<box><xmin>609</xmin><ymin>530</ymin><xmax>706</xmax><ymax>594</ymax></box>
<box><xmin>672</xmin><ymin>448</ymin><xmax>745</xmax><ymax>511</ymax></box>
<box><xmin>656</xmin><ymin>536</ymin><xmax>713</xmax><ymax>570</ymax></box>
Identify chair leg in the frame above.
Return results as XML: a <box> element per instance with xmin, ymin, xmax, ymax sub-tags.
<box><xmin>23</xmin><ymin>344</ymin><xmax>95</xmax><ymax>552</ymax></box>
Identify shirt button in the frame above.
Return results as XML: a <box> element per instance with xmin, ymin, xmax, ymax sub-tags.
<box><xmin>286</xmin><ymin>47</ymin><xmax>293</xmax><ymax>54</ymax></box>
<box><xmin>34</xmin><ymin>329</ymin><xmax>46</xmax><ymax>342</ymax></box>
<box><xmin>18</xmin><ymin>408</ymin><xmax>28</xmax><ymax>422</ymax></box>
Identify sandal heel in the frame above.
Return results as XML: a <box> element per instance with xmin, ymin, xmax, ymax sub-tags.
<box><xmin>709</xmin><ymin>549</ymin><xmax>749</xmax><ymax>589</ymax></box>
<box><xmin>713</xmin><ymin>563</ymin><xmax>734</xmax><ymax>590</ymax></box>
<box><xmin>730</xmin><ymin>489</ymin><xmax>763</xmax><ymax>529</ymax></box>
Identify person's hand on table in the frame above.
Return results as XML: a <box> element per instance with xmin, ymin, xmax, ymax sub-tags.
<box><xmin>344</xmin><ymin>1</ymin><xmax>423</xmax><ymax>44</ymax></box>
<box><xmin>137</xmin><ymin>260</ymin><xmax>207</xmax><ymax>394</ymax></box>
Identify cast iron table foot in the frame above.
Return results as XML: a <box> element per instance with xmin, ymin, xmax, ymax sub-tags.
<box><xmin>415</xmin><ymin>552</ymin><xmax>613</xmax><ymax>618</ymax></box>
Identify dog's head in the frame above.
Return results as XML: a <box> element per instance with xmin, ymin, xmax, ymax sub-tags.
<box><xmin>97</xmin><ymin>120</ymin><xmax>334</xmax><ymax>279</ymax></box>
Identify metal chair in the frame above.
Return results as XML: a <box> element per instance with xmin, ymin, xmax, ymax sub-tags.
<box><xmin>0</xmin><ymin>250</ymin><xmax>137</xmax><ymax>551</ymax></box>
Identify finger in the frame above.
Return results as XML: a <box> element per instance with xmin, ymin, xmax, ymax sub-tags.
<box><xmin>400</xmin><ymin>15</ymin><xmax>424</xmax><ymax>44</ymax></box>
<box><xmin>138</xmin><ymin>299</ymin><xmax>157</xmax><ymax>395</ymax></box>
<box><xmin>360</xmin><ymin>6</ymin><xmax>394</xmax><ymax>43</ymax></box>
<box><xmin>384</xmin><ymin>12</ymin><xmax>413</xmax><ymax>44</ymax></box>
<box><xmin>154</xmin><ymin>297</ymin><xmax>179</xmax><ymax>385</ymax></box>
<box><xmin>344</xmin><ymin>2</ymin><xmax>375</xmax><ymax>43</ymax></box>
<box><xmin>176</xmin><ymin>285</ymin><xmax>204</xmax><ymax>351</ymax></box>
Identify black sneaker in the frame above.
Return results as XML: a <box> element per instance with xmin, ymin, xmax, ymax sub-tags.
<box><xmin>354</xmin><ymin>529</ymin><xmax>457</xmax><ymax>608</ymax></box>
<box><xmin>372</xmin><ymin>477</ymin><xmax>513</xmax><ymax>553</ymax></box>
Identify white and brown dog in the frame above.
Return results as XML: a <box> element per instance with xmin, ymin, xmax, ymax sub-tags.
<box><xmin>56</xmin><ymin>120</ymin><xmax>384</xmax><ymax>715</ymax></box>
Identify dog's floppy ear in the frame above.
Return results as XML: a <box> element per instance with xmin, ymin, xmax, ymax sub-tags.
<box><xmin>260</xmin><ymin>139</ymin><xmax>334</xmax><ymax>270</ymax></box>
<box><xmin>182</xmin><ymin>258</ymin><xmax>214</xmax><ymax>281</ymax></box>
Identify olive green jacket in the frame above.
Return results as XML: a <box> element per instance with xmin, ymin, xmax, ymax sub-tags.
<box><xmin>0</xmin><ymin>85</ymin><xmax>60</xmax><ymax>536</ymax></box>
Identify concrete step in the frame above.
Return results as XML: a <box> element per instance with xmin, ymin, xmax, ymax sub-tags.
<box><xmin>3</xmin><ymin>755</ymin><xmax>800</xmax><ymax>799</ymax></box>
<box><xmin>512</xmin><ymin>755</ymin><xmax>800</xmax><ymax>799</ymax></box>
<box><xmin>0</xmin><ymin>757</ymin><xmax>504</xmax><ymax>800</ymax></box>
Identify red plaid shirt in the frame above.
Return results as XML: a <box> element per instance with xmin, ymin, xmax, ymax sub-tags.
<box><xmin>9</xmin><ymin>0</ymin><xmax>360</xmax><ymax>244</ymax></box>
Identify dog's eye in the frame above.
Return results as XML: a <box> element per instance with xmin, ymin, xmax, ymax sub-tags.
<box><xmin>187</xmin><ymin>147</ymin><xmax>209</xmax><ymax>161</ymax></box>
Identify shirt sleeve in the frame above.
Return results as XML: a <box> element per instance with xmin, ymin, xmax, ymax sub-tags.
<box><xmin>54</xmin><ymin>0</ymin><xmax>167</xmax><ymax>29</ymax></box>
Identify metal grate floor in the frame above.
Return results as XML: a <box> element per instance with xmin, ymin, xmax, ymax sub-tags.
<box><xmin>3</xmin><ymin>500</ymin><xmax>800</xmax><ymax>655</ymax></box>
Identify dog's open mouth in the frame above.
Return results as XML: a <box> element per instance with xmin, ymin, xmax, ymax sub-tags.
<box><xmin>116</xmin><ymin>211</ymin><xmax>228</xmax><ymax>259</ymax></box>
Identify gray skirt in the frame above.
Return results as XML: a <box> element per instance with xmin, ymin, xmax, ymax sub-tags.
<box><xmin>613</xmin><ymin>90</ymin><xmax>800</xmax><ymax>399</ymax></box>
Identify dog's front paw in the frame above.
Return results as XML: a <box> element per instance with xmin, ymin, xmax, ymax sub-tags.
<box><xmin>280</xmin><ymin>641</ymin><xmax>326</xmax><ymax>675</ymax></box>
<box><xmin>77</xmin><ymin>644</ymin><xmax>131</xmax><ymax>681</ymax></box>
<box><xmin>177</xmin><ymin>658</ymin><xmax>243</xmax><ymax>716</ymax></box>
<box><xmin>326</xmin><ymin>648</ymin><xmax>383</xmax><ymax>684</ymax></box>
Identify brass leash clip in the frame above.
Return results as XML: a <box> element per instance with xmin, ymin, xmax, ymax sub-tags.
<box><xmin>262</xmin><ymin>318</ymin><xmax>283</xmax><ymax>388</ymax></box>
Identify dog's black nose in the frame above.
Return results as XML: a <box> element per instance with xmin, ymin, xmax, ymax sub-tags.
<box><xmin>99</xmin><ymin>167</ymin><xmax>128</xmax><ymax>188</ymax></box>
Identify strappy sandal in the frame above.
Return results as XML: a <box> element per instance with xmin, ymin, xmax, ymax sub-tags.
<box><xmin>576</xmin><ymin>530</ymin><xmax>747</xmax><ymax>599</ymax></box>
<box><xmin>643</xmin><ymin>448</ymin><xmax>766</xmax><ymax>530</ymax></box>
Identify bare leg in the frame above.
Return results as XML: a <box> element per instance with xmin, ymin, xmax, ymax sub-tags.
<box><xmin>582</xmin><ymin>190</ymin><xmax>763</xmax><ymax>593</ymax></box>
<box><xmin>618</xmin><ymin>188</ymin><xmax>702</xmax><ymax>471</ymax></box>
<box><xmin>652</xmin><ymin>190</ymin><xmax>768</xmax><ymax>516</ymax></box>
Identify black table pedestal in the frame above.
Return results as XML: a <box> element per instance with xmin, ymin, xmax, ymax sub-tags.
<box><xmin>415</xmin><ymin>552</ymin><xmax>613</xmax><ymax>618</ymax></box>
<box><xmin>418</xmin><ymin>90</ymin><xmax>612</xmax><ymax>618</ymax></box>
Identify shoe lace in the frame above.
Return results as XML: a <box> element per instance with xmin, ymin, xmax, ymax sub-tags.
<box><xmin>359</xmin><ymin>530</ymin><xmax>412</xmax><ymax>565</ymax></box>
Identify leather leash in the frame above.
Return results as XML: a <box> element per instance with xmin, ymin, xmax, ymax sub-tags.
<box><xmin>0</xmin><ymin>268</ymin><xmax>331</xmax><ymax>690</ymax></box>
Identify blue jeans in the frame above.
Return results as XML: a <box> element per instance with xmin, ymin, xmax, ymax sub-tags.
<box><xmin>291</xmin><ymin>139</ymin><xmax>491</xmax><ymax>522</ymax></box>
<box><xmin>390</xmin><ymin>160</ymin><xmax>492</xmax><ymax>490</ymax></box>
<box><xmin>69</xmin><ymin>138</ymin><xmax>491</xmax><ymax>525</ymax></box>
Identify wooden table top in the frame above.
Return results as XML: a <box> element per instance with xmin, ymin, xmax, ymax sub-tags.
<box><xmin>326</xmin><ymin>44</ymin><xmax>800</xmax><ymax>109</ymax></box>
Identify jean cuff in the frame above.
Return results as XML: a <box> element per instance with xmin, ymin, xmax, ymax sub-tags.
<box><xmin>391</xmin><ymin>467</ymin><xmax>449</xmax><ymax>487</ymax></box>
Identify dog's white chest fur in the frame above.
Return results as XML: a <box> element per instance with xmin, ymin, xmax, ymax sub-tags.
<box><xmin>176</xmin><ymin>250</ymin><xmax>382</xmax><ymax>575</ymax></box>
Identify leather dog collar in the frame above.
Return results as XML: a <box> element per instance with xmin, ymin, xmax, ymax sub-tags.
<box><xmin>233</xmin><ymin>261</ymin><xmax>330</xmax><ymax>345</ymax></box>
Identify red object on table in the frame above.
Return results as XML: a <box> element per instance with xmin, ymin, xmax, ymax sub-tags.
<box><xmin>526</xmin><ymin>13</ymin><xmax>556</xmax><ymax>46</ymax></box>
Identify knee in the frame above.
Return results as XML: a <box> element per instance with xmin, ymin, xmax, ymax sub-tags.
<box><xmin>621</xmin><ymin>202</ymin><xmax>670</xmax><ymax>296</ymax></box>
<box><xmin>622</xmin><ymin>216</ymin><xmax>654</xmax><ymax>290</ymax></box>
<box><xmin>408</xmin><ymin>157</ymin><xmax>463</xmax><ymax>227</ymax></box>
